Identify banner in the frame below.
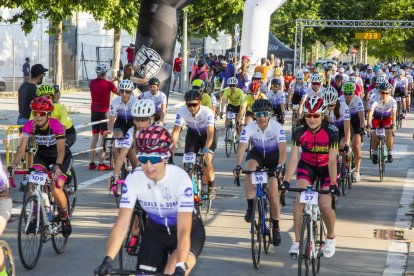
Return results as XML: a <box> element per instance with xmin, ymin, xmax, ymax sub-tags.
<box><xmin>134</xmin><ymin>0</ymin><xmax>193</xmax><ymax>99</ymax></box>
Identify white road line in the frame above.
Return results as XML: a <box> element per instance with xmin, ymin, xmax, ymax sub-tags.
<box><xmin>383</xmin><ymin>168</ymin><xmax>414</xmax><ymax>276</ymax></box>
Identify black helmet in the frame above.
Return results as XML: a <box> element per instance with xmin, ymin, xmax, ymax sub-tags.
<box><xmin>271</xmin><ymin>78</ymin><xmax>282</xmax><ymax>86</ymax></box>
<box><xmin>379</xmin><ymin>82</ymin><xmax>393</xmax><ymax>92</ymax></box>
<box><xmin>184</xmin><ymin>89</ymin><xmax>202</xmax><ymax>101</ymax></box>
<box><xmin>148</xmin><ymin>77</ymin><xmax>160</xmax><ymax>86</ymax></box>
<box><xmin>334</xmin><ymin>74</ymin><xmax>343</xmax><ymax>81</ymax></box>
<box><xmin>252</xmin><ymin>99</ymin><xmax>273</xmax><ymax>112</ymax></box>
<box><xmin>197</xmin><ymin>58</ymin><xmax>206</xmax><ymax>67</ymax></box>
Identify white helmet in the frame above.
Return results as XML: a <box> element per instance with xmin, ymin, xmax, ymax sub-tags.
<box><xmin>310</xmin><ymin>73</ymin><xmax>322</xmax><ymax>83</ymax></box>
<box><xmin>376</xmin><ymin>75</ymin><xmax>388</xmax><ymax>84</ymax></box>
<box><xmin>303</xmin><ymin>96</ymin><xmax>327</xmax><ymax>114</ymax></box>
<box><xmin>96</xmin><ymin>63</ymin><xmax>108</xmax><ymax>76</ymax></box>
<box><xmin>399</xmin><ymin>69</ymin><xmax>405</xmax><ymax>76</ymax></box>
<box><xmin>131</xmin><ymin>99</ymin><xmax>155</xmax><ymax>118</ymax></box>
<box><xmin>296</xmin><ymin>72</ymin><xmax>304</xmax><ymax>80</ymax></box>
<box><xmin>118</xmin><ymin>80</ymin><xmax>135</xmax><ymax>91</ymax></box>
<box><xmin>303</xmin><ymin>68</ymin><xmax>310</xmax><ymax>73</ymax></box>
<box><xmin>332</xmin><ymin>65</ymin><xmax>337</xmax><ymax>71</ymax></box>
<box><xmin>227</xmin><ymin>77</ymin><xmax>238</xmax><ymax>85</ymax></box>
<box><xmin>322</xmin><ymin>86</ymin><xmax>338</xmax><ymax>105</ymax></box>
<box><xmin>350</xmin><ymin>75</ymin><xmax>357</xmax><ymax>83</ymax></box>
<box><xmin>252</xmin><ymin>72</ymin><xmax>263</xmax><ymax>80</ymax></box>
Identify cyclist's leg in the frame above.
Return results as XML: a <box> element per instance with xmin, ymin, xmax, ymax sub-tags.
<box><xmin>244</xmin><ymin>111</ymin><xmax>254</xmax><ymax>126</ymax></box>
<box><xmin>244</xmin><ymin>151</ymin><xmax>260</xmax><ymax>222</ymax></box>
<box><xmin>0</xmin><ymin>197</ymin><xmax>12</xmax><ymax>274</ymax></box>
<box><xmin>202</xmin><ymin>129</ymin><xmax>217</xmax><ymax>197</ymax></box>
<box><xmin>352</xmin><ymin>133</ymin><xmax>362</xmax><ymax>178</ymax></box>
<box><xmin>319</xmin><ymin>172</ymin><xmax>336</xmax><ymax>240</ymax></box>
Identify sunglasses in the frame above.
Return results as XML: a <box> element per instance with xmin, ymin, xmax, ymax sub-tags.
<box><xmin>134</xmin><ymin>117</ymin><xmax>150</xmax><ymax>122</ymax></box>
<box><xmin>186</xmin><ymin>102</ymin><xmax>200</xmax><ymax>108</ymax></box>
<box><xmin>380</xmin><ymin>91</ymin><xmax>390</xmax><ymax>94</ymax></box>
<box><xmin>344</xmin><ymin>92</ymin><xmax>353</xmax><ymax>96</ymax></box>
<box><xmin>305</xmin><ymin>113</ymin><xmax>322</xmax><ymax>119</ymax></box>
<box><xmin>120</xmin><ymin>90</ymin><xmax>132</xmax><ymax>94</ymax></box>
<box><xmin>31</xmin><ymin>111</ymin><xmax>49</xmax><ymax>117</ymax></box>
<box><xmin>138</xmin><ymin>156</ymin><xmax>164</xmax><ymax>164</ymax></box>
<box><xmin>312</xmin><ymin>82</ymin><xmax>321</xmax><ymax>86</ymax></box>
<box><xmin>229</xmin><ymin>85</ymin><xmax>236</xmax><ymax>87</ymax></box>
<box><xmin>254</xmin><ymin>111</ymin><xmax>270</xmax><ymax>117</ymax></box>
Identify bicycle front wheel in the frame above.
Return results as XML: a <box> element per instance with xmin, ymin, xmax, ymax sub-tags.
<box><xmin>18</xmin><ymin>196</ymin><xmax>44</xmax><ymax>270</ymax></box>
<box><xmin>251</xmin><ymin>196</ymin><xmax>262</xmax><ymax>269</ymax></box>
<box><xmin>225</xmin><ymin>128</ymin><xmax>233</xmax><ymax>157</ymax></box>
<box><xmin>52</xmin><ymin>191</ymin><xmax>69</xmax><ymax>254</ymax></box>
<box><xmin>65</xmin><ymin>167</ymin><xmax>78</xmax><ymax>216</ymax></box>
<box><xmin>298</xmin><ymin>215</ymin><xmax>314</xmax><ymax>276</ymax></box>
<box><xmin>378</xmin><ymin>141</ymin><xmax>384</xmax><ymax>182</ymax></box>
<box><xmin>0</xmin><ymin>241</ymin><xmax>16</xmax><ymax>276</ymax></box>
<box><xmin>316</xmin><ymin>218</ymin><xmax>326</xmax><ymax>273</ymax></box>
<box><xmin>263</xmin><ymin>196</ymin><xmax>272</xmax><ymax>255</ymax></box>
<box><xmin>200</xmin><ymin>184</ymin><xmax>212</xmax><ymax>221</ymax></box>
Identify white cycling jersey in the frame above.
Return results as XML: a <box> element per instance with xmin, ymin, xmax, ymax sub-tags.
<box><xmin>239</xmin><ymin>119</ymin><xmax>286</xmax><ymax>157</ymax></box>
<box><xmin>266</xmin><ymin>90</ymin><xmax>285</xmax><ymax>108</ymax></box>
<box><xmin>140</xmin><ymin>91</ymin><xmax>167</xmax><ymax>113</ymax></box>
<box><xmin>339</xmin><ymin>95</ymin><xmax>364</xmax><ymax>117</ymax></box>
<box><xmin>302</xmin><ymin>86</ymin><xmax>323</xmax><ymax>101</ymax></box>
<box><xmin>369</xmin><ymin>97</ymin><xmax>397</xmax><ymax>119</ymax></box>
<box><xmin>325</xmin><ymin>101</ymin><xmax>350</xmax><ymax>128</ymax></box>
<box><xmin>393</xmin><ymin>77</ymin><xmax>408</xmax><ymax>95</ymax></box>
<box><xmin>367</xmin><ymin>88</ymin><xmax>380</xmax><ymax>103</ymax></box>
<box><xmin>174</xmin><ymin>105</ymin><xmax>214</xmax><ymax>135</ymax></box>
<box><xmin>116</xmin><ymin>126</ymin><xmax>140</xmax><ymax>149</ymax></box>
<box><xmin>406</xmin><ymin>74</ymin><xmax>413</xmax><ymax>85</ymax></box>
<box><xmin>120</xmin><ymin>164</ymin><xmax>194</xmax><ymax>229</ymax></box>
<box><xmin>109</xmin><ymin>96</ymin><xmax>138</xmax><ymax>120</ymax></box>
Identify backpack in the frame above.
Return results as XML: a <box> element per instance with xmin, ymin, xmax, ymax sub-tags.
<box><xmin>193</xmin><ymin>68</ymin><xmax>205</xmax><ymax>80</ymax></box>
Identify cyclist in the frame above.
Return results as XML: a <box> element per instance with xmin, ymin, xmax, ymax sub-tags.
<box><xmin>192</xmin><ymin>79</ymin><xmax>213</xmax><ymax>110</ymax></box>
<box><xmin>283</xmin><ymin>96</ymin><xmax>340</xmax><ymax>259</ymax></box>
<box><xmin>338</xmin><ymin>83</ymin><xmax>365</xmax><ymax>182</ymax></box>
<box><xmin>205</xmin><ymin>82</ymin><xmax>218</xmax><ymax>116</ymax></box>
<box><xmin>107</xmin><ymin>80</ymin><xmax>138</xmax><ymax>139</ymax></box>
<box><xmin>406</xmin><ymin>70</ymin><xmax>412</xmax><ymax>112</ymax></box>
<box><xmin>139</xmin><ymin>77</ymin><xmax>167</xmax><ymax>126</ymax></box>
<box><xmin>220</xmin><ymin>77</ymin><xmax>244</xmax><ymax>129</ymax></box>
<box><xmin>237</xmin><ymin>81</ymin><xmax>267</xmax><ymax>126</ymax></box>
<box><xmin>11</xmin><ymin>96</ymin><xmax>73</xmax><ymax>237</ymax></box>
<box><xmin>33</xmin><ymin>84</ymin><xmax>77</xmax><ymax>148</ymax></box>
<box><xmin>288</xmin><ymin>72</ymin><xmax>307</xmax><ymax>128</ymax></box>
<box><xmin>266</xmin><ymin>78</ymin><xmax>286</xmax><ymax>124</ymax></box>
<box><xmin>298</xmin><ymin>73</ymin><xmax>323</xmax><ymax>115</ymax></box>
<box><xmin>392</xmin><ymin>69</ymin><xmax>408</xmax><ymax>118</ymax></box>
<box><xmin>95</xmin><ymin>126</ymin><xmax>205</xmax><ymax>276</ymax></box>
<box><xmin>0</xmin><ymin>158</ymin><xmax>12</xmax><ymax>276</ymax></box>
<box><xmin>368</xmin><ymin>75</ymin><xmax>387</xmax><ymax>103</ymax></box>
<box><xmin>367</xmin><ymin>83</ymin><xmax>397</xmax><ymax>164</ymax></box>
<box><xmin>171</xmin><ymin>89</ymin><xmax>217</xmax><ymax>199</ymax></box>
<box><xmin>331</xmin><ymin>74</ymin><xmax>343</xmax><ymax>96</ymax></box>
<box><xmin>233</xmin><ymin>99</ymin><xmax>287</xmax><ymax>246</ymax></box>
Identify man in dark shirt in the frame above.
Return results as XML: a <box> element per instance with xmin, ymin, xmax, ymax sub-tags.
<box><xmin>17</xmin><ymin>64</ymin><xmax>48</xmax><ymax>125</ymax></box>
<box><xmin>22</xmin><ymin>58</ymin><xmax>30</xmax><ymax>82</ymax></box>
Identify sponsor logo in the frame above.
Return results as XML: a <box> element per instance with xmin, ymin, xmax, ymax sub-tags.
<box><xmin>122</xmin><ymin>184</ymin><xmax>128</xmax><ymax>194</ymax></box>
<box><xmin>134</xmin><ymin>45</ymin><xmax>164</xmax><ymax>79</ymax></box>
<box><xmin>184</xmin><ymin>187</ymin><xmax>193</xmax><ymax>198</ymax></box>
<box><xmin>241</xmin><ymin>129</ymin><xmax>246</xmax><ymax>135</ymax></box>
<box><xmin>162</xmin><ymin>188</ymin><xmax>172</xmax><ymax>200</ymax></box>
<box><xmin>280</xmin><ymin>129</ymin><xmax>285</xmax><ymax>135</ymax></box>
<box><xmin>176</xmin><ymin>114</ymin><xmax>181</xmax><ymax>120</ymax></box>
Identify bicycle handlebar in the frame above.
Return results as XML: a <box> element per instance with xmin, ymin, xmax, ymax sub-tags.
<box><xmin>103</xmin><ymin>137</ymin><xmax>119</xmax><ymax>152</ymax></box>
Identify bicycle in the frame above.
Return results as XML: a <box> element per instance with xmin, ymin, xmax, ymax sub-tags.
<box><xmin>281</xmin><ymin>180</ymin><xmax>336</xmax><ymax>276</ymax></box>
<box><xmin>374</xmin><ymin>127</ymin><xmax>388</xmax><ymax>182</ymax></box>
<box><xmin>338</xmin><ymin>149</ymin><xmax>354</xmax><ymax>196</ymax></box>
<box><xmin>395</xmin><ymin>96</ymin><xmax>403</xmax><ymax>129</ymax></box>
<box><xmin>291</xmin><ymin>104</ymin><xmax>300</xmax><ymax>132</ymax></box>
<box><xmin>175</xmin><ymin>152</ymin><xmax>212</xmax><ymax>221</ymax></box>
<box><xmin>223</xmin><ymin>112</ymin><xmax>239</xmax><ymax>158</ymax></box>
<box><xmin>0</xmin><ymin>240</ymin><xmax>15</xmax><ymax>276</ymax></box>
<box><xmin>15</xmin><ymin>167</ymin><xmax>72</xmax><ymax>269</ymax></box>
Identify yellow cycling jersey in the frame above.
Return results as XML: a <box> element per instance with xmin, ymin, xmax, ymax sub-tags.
<box><xmin>242</xmin><ymin>93</ymin><xmax>267</xmax><ymax>112</ymax></box>
<box><xmin>222</xmin><ymin>87</ymin><xmax>244</xmax><ymax>106</ymax></box>
<box><xmin>201</xmin><ymin>93</ymin><xmax>213</xmax><ymax>110</ymax></box>
<box><xmin>30</xmin><ymin>102</ymin><xmax>73</xmax><ymax>129</ymax></box>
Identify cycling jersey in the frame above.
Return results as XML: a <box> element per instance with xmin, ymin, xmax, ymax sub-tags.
<box><xmin>239</xmin><ymin>119</ymin><xmax>286</xmax><ymax>157</ymax></box>
<box><xmin>369</xmin><ymin>97</ymin><xmax>397</xmax><ymax>120</ymax></box>
<box><xmin>201</xmin><ymin>93</ymin><xmax>213</xmax><ymax>110</ymax></box>
<box><xmin>302</xmin><ymin>86</ymin><xmax>323</xmax><ymax>100</ymax></box>
<box><xmin>174</xmin><ymin>105</ymin><xmax>214</xmax><ymax>135</ymax></box>
<box><xmin>109</xmin><ymin>95</ymin><xmax>138</xmax><ymax>120</ymax></box>
<box><xmin>222</xmin><ymin>87</ymin><xmax>244</xmax><ymax>106</ymax></box>
<box><xmin>266</xmin><ymin>90</ymin><xmax>285</xmax><ymax>109</ymax></box>
<box><xmin>140</xmin><ymin>91</ymin><xmax>167</xmax><ymax>113</ymax></box>
<box><xmin>289</xmin><ymin>81</ymin><xmax>307</xmax><ymax>104</ymax></box>
<box><xmin>115</xmin><ymin>126</ymin><xmax>140</xmax><ymax>149</ymax></box>
<box><xmin>292</xmin><ymin>122</ymin><xmax>339</xmax><ymax>167</ymax></box>
<box><xmin>29</xmin><ymin>102</ymin><xmax>73</xmax><ymax>129</ymax></box>
<box><xmin>121</xmin><ymin>165</ymin><xmax>194</xmax><ymax>229</ymax></box>
<box><xmin>325</xmin><ymin>102</ymin><xmax>350</xmax><ymax>139</ymax></box>
<box><xmin>393</xmin><ymin>77</ymin><xmax>408</xmax><ymax>96</ymax></box>
<box><xmin>242</xmin><ymin>93</ymin><xmax>267</xmax><ymax>113</ymax></box>
<box><xmin>89</xmin><ymin>78</ymin><xmax>117</xmax><ymax>112</ymax></box>
<box><xmin>367</xmin><ymin>88</ymin><xmax>380</xmax><ymax>102</ymax></box>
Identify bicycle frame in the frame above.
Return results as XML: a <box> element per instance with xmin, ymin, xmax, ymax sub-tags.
<box><xmin>254</xmin><ymin>182</ymin><xmax>270</xmax><ymax>237</ymax></box>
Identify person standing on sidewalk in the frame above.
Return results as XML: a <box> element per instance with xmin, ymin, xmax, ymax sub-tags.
<box><xmin>88</xmin><ymin>64</ymin><xmax>118</xmax><ymax>171</ymax></box>
<box><xmin>172</xmin><ymin>53</ymin><xmax>182</xmax><ymax>92</ymax></box>
<box><xmin>17</xmin><ymin>63</ymin><xmax>48</xmax><ymax>125</ymax></box>
<box><xmin>22</xmin><ymin>57</ymin><xmax>30</xmax><ymax>82</ymax></box>
<box><xmin>126</xmin><ymin>43</ymin><xmax>135</xmax><ymax>64</ymax></box>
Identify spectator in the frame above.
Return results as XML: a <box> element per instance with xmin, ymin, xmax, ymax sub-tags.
<box><xmin>172</xmin><ymin>53</ymin><xmax>182</xmax><ymax>92</ymax></box>
<box><xmin>126</xmin><ymin>43</ymin><xmax>135</xmax><ymax>64</ymax></box>
<box><xmin>188</xmin><ymin>53</ymin><xmax>196</xmax><ymax>79</ymax></box>
<box><xmin>22</xmin><ymin>57</ymin><xmax>30</xmax><ymax>82</ymax></box>
<box><xmin>88</xmin><ymin>64</ymin><xmax>118</xmax><ymax>171</ymax></box>
<box><xmin>254</xmin><ymin>55</ymin><xmax>275</xmax><ymax>91</ymax></box>
<box><xmin>17</xmin><ymin>64</ymin><xmax>48</xmax><ymax>125</ymax></box>
<box><xmin>189</xmin><ymin>58</ymin><xmax>208</xmax><ymax>84</ymax></box>
<box><xmin>237</xmin><ymin>56</ymin><xmax>250</xmax><ymax>93</ymax></box>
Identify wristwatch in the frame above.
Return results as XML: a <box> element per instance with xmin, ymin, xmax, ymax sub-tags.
<box><xmin>176</xmin><ymin>262</ymin><xmax>188</xmax><ymax>271</ymax></box>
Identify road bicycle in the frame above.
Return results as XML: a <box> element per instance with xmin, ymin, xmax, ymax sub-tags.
<box><xmin>223</xmin><ymin>112</ymin><xmax>239</xmax><ymax>158</ymax></box>
<box><xmin>395</xmin><ymin>96</ymin><xmax>403</xmax><ymax>129</ymax></box>
<box><xmin>0</xmin><ymin>240</ymin><xmax>15</xmax><ymax>276</ymax></box>
<box><xmin>338</xmin><ymin>149</ymin><xmax>354</xmax><ymax>196</ymax></box>
<box><xmin>375</xmin><ymin>127</ymin><xmax>388</xmax><ymax>182</ymax></box>
<box><xmin>291</xmin><ymin>104</ymin><xmax>301</xmax><ymax>133</ymax></box>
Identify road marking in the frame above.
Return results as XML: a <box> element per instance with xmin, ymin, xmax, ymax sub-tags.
<box><xmin>383</xmin><ymin>169</ymin><xmax>414</xmax><ymax>275</ymax></box>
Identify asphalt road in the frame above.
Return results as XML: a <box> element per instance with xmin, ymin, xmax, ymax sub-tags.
<box><xmin>1</xmin><ymin>91</ymin><xmax>414</xmax><ymax>275</ymax></box>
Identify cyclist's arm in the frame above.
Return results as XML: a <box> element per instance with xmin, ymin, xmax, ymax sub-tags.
<box><xmin>235</xmin><ymin>142</ymin><xmax>248</xmax><ymax>167</ymax></box>
<box><xmin>220</xmin><ymin>97</ymin><xmax>228</xmax><ymax>114</ymax></box>
<box><xmin>55</xmin><ymin>138</ymin><xmax>66</xmax><ymax>166</ymax></box>
<box><xmin>283</xmin><ymin>145</ymin><xmax>299</xmax><ymax>182</ymax></box>
<box><xmin>12</xmin><ymin>136</ymin><xmax>29</xmax><ymax>167</ymax></box>
<box><xmin>204</xmin><ymin>125</ymin><xmax>214</xmax><ymax>149</ymax></box>
<box><xmin>366</xmin><ymin>108</ymin><xmax>374</xmax><ymax>127</ymax></box>
<box><xmin>108</xmin><ymin>115</ymin><xmax>116</xmax><ymax>132</ymax></box>
<box><xmin>298</xmin><ymin>98</ymin><xmax>305</xmax><ymax>114</ymax></box>
<box><xmin>171</xmin><ymin>125</ymin><xmax>182</xmax><ymax>154</ymax></box>
<box><xmin>328</xmin><ymin>147</ymin><xmax>339</xmax><ymax>185</ymax></box>
<box><xmin>160</xmin><ymin>103</ymin><xmax>167</xmax><ymax>123</ymax></box>
<box><xmin>278</xmin><ymin>141</ymin><xmax>287</xmax><ymax>166</ymax></box>
<box><xmin>176</xmin><ymin>212</ymin><xmax>192</xmax><ymax>265</ymax></box>
<box><xmin>358</xmin><ymin>110</ymin><xmax>365</xmax><ymax>129</ymax></box>
<box><xmin>105</xmin><ymin>207</ymin><xmax>134</xmax><ymax>260</ymax></box>
<box><xmin>237</xmin><ymin>102</ymin><xmax>247</xmax><ymax>124</ymax></box>
<box><xmin>114</xmin><ymin>147</ymin><xmax>129</xmax><ymax>178</ymax></box>
<box><xmin>392</xmin><ymin>107</ymin><xmax>397</xmax><ymax>126</ymax></box>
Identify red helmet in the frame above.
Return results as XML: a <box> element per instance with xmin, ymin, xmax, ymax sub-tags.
<box><xmin>136</xmin><ymin>126</ymin><xmax>172</xmax><ymax>154</ymax></box>
<box><xmin>249</xmin><ymin>82</ymin><xmax>261</xmax><ymax>94</ymax></box>
<box><xmin>30</xmin><ymin>96</ymin><xmax>54</xmax><ymax>112</ymax></box>
<box><xmin>303</xmin><ymin>96</ymin><xmax>326</xmax><ymax>114</ymax></box>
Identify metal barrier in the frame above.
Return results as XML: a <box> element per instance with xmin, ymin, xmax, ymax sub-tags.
<box><xmin>4</xmin><ymin>125</ymin><xmax>37</xmax><ymax>170</ymax></box>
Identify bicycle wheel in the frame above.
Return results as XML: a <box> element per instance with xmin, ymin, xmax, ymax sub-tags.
<box><xmin>225</xmin><ymin>127</ymin><xmax>233</xmax><ymax>157</ymax></box>
<box><xmin>378</xmin><ymin>141</ymin><xmax>384</xmax><ymax>182</ymax></box>
<box><xmin>114</xmin><ymin>163</ymin><xmax>128</xmax><ymax>208</ymax></box>
<box><xmin>298</xmin><ymin>215</ymin><xmax>313</xmax><ymax>276</ymax></box>
<box><xmin>18</xmin><ymin>196</ymin><xmax>44</xmax><ymax>270</ymax></box>
<box><xmin>262</xmin><ymin>195</ymin><xmax>272</xmax><ymax>255</ymax></box>
<box><xmin>316</xmin><ymin>217</ymin><xmax>326</xmax><ymax>273</ymax></box>
<box><xmin>251</xmin><ymin>196</ymin><xmax>262</xmax><ymax>269</ymax></box>
<box><xmin>65</xmin><ymin>167</ymin><xmax>78</xmax><ymax>216</ymax></box>
<box><xmin>118</xmin><ymin>210</ymin><xmax>142</xmax><ymax>270</ymax></box>
<box><xmin>52</xmin><ymin>191</ymin><xmax>69</xmax><ymax>254</ymax></box>
<box><xmin>200</xmin><ymin>183</ymin><xmax>212</xmax><ymax>221</ymax></box>
<box><xmin>0</xmin><ymin>241</ymin><xmax>15</xmax><ymax>276</ymax></box>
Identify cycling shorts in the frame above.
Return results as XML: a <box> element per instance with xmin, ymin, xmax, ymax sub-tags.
<box><xmin>394</xmin><ymin>88</ymin><xmax>407</xmax><ymax>98</ymax></box>
<box><xmin>185</xmin><ymin>128</ymin><xmax>217</xmax><ymax>154</ymax></box>
<box><xmin>0</xmin><ymin>198</ymin><xmax>12</xmax><ymax>222</ymax></box>
<box><xmin>114</xmin><ymin>118</ymin><xmax>134</xmax><ymax>136</ymax></box>
<box><xmin>246</xmin><ymin>149</ymin><xmax>279</xmax><ymax>177</ymax></box>
<box><xmin>272</xmin><ymin>105</ymin><xmax>283</xmax><ymax>117</ymax></box>
<box><xmin>137</xmin><ymin>215</ymin><xmax>205</xmax><ymax>273</ymax></box>
<box><xmin>296</xmin><ymin>160</ymin><xmax>333</xmax><ymax>189</ymax></box>
<box><xmin>372</xmin><ymin>117</ymin><xmax>392</xmax><ymax>129</ymax></box>
<box><xmin>91</xmin><ymin>111</ymin><xmax>108</xmax><ymax>135</ymax></box>
<box><xmin>66</xmin><ymin>125</ymin><xmax>77</xmax><ymax>148</ymax></box>
<box><xmin>226</xmin><ymin>104</ymin><xmax>240</xmax><ymax>114</ymax></box>
<box><xmin>32</xmin><ymin>152</ymin><xmax>73</xmax><ymax>181</ymax></box>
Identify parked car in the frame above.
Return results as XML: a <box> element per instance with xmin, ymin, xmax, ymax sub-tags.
<box><xmin>315</xmin><ymin>58</ymin><xmax>337</xmax><ymax>68</ymax></box>
<box><xmin>0</xmin><ymin>78</ymin><xmax>5</xmax><ymax>92</ymax></box>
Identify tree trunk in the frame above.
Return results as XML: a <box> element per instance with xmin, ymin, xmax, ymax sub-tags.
<box><xmin>112</xmin><ymin>27</ymin><xmax>121</xmax><ymax>82</ymax></box>
<box><xmin>55</xmin><ymin>21</ymin><xmax>63</xmax><ymax>88</ymax></box>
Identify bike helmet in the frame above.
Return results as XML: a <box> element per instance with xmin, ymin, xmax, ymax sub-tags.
<box><xmin>303</xmin><ymin>96</ymin><xmax>327</xmax><ymax>114</ymax></box>
<box><xmin>36</xmin><ymin>84</ymin><xmax>55</xmax><ymax>97</ymax></box>
<box><xmin>249</xmin><ymin>82</ymin><xmax>261</xmax><ymax>94</ymax></box>
<box><xmin>30</xmin><ymin>96</ymin><xmax>54</xmax><ymax>112</ymax></box>
<box><xmin>252</xmin><ymin>99</ymin><xmax>273</xmax><ymax>113</ymax></box>
<box><xmin>95</xmin><ymin>63</ymin><xmax>108</xmax><ymax>76</ymax></box>
<box><xmin>399</xmin><ymin>69</ymin><xmax>405</xmax><ymax>76</ymax></box>
<box><xmin>376</xmin><ymin>75</ymin><xmax>388</xmax><ymax>84</ymax></box>
<box><xmin>322</xmin><ymin>86</ymin><xmax>339</xmax><ymax>105</ymax></box>
<box><xmin>332</xmin><ymin>65</ymin><xmax>337</xmax><ymax>71</ymax></box>
<box><xmin>391</xmin><ymin>66</ymin><xmax>398</xmax><ymax>72</ymax></box>
<box><xmin>252</xmin><ymin>72</ymin><xmax>262</xmax><ymax>80</ymax></box>
<box><xmin>334</xmin><ymin>74</ymin><xmax>343</xmax><ymax>81</ymax></box>
<box><xmin>184</xmin><ymin>89</ymin><xmax>202</xmax><ymax>101</ymax></box>
<box><xmin>379</xmin><ymin>82</ymin><xmax>393</xmax><ymax>92</ymax></box>
<box><xmin>197</xmin><ymin>59</ymin><xmax>206</xmax><ymax>67</ymax></box>
<box><xmin>349</xmin><ymin>75</ymin><xmax>357</xmax><ymax>83</ymax></box>
<box><xmin>118</xmin><ymin>79</ymin><xmax>135</xmax><ymax>91</ymax></box>
<box><xmin>271</xmin><ymin>78</ymin><xmax>282</xmax><ymax>86</ymax></box>
<box><xmin>227</xmin><ymin>77</ymin><xmax>238</xmax><ymax>85</ymax></box>
<box><xmin>296</xmin><ymin>72</ymin><xmax>304</xmax><ymax>80</ymax></box>
<box><xmin>148</xmin><ymin>77</ymin><xmax>160</xmax><ymax>86</ymax></box>
<box><xmin>192</xmin><ymin>79</ymin><xmax>205</xmax><ymax>90</ymax></box>
<box><xmin>136</xmin><ymin>126</ymin><xmax>172</xmax><ymax>154</ymax></box>
<box><xmin>310</xmin><ymin>73</ymin><xmax>322</xmax><ymax>83</ymax></box>
<box><xmin>342</xmin><ymin>81</ymin><xmax>356</xmax><ymax>93</ymax></box>
<box><xmin>367</xmin><ymin>66</ymin><xmax>373</xmax><ymax>70</ymax></box>
<box><xmin>131</xmin><ymin>99</ymin><xmax>155</xmax><ymax>118</ymax></box>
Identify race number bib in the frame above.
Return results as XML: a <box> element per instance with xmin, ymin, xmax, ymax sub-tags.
<box><xmin>376</xmin><ymin>128</ymin><xmax>385</xmax><ymax>137</ymax></box>
<box><xmin>29</xmin><ymin>171</ymin><xmax>47</xmax><ymax>186</ymax></box>
<box><xmin>114</xmin><ymin>138</ymin><xmax>127</xmax><ymax>148</ymax></box>
<box><xmin>183</xmin><ymin>153</ymin><xmax>196</xmax><ymax>164</ymax></box>
<box><xmin>396</xmin><ymin>97</ymin><xmax>402</xmax><ymax>102</ymax></box>
<box><xmin>300</xmin><ymin>191</ymin><xmax>318</xmax><ymax>204</ymax></box>
<box><xmin>227</xmin><ymin>112</ymin><xmax>236</xmax><ymax>119</ymax></box>
<box><xmin>252</xmin><ymin>172</ymin><xmax>268</xmax><ymax>185</ymax></box>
